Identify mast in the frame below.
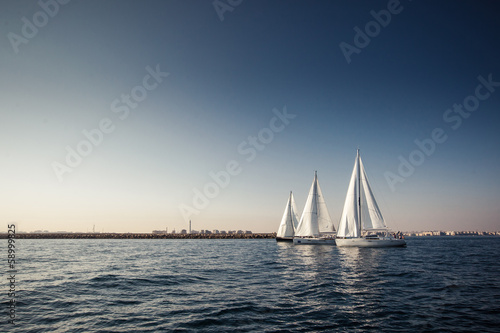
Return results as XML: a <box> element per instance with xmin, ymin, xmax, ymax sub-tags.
<box><xmin>357</xmin><ymin>149</ymin><xmax>361</xmax><ymax>234</ymax></box>
<box><xmin>314</xmin><ymin>170</ymin><xmax>318</xmax><ymax>219</ymax></box>
<box><xmin>289</xmin><ymin>191</ymin><xmax>293</xmax><ymax>232</ymax></box>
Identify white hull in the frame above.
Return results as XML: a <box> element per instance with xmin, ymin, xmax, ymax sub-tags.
<box><xmin>335</xmin><ymin>237</ymin><xmax>406</xmax><ymax>248</ymax></box>
<box><xmin>293</xmin><ymin>237</ymin><xmax>336</xmax><ymax>245</ymax></box>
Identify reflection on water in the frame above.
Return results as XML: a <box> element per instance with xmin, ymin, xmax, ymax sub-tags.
<box><xmin>338</xmin><ymin>246</ymin><xmax>382</xmax><ymax>279</ymax></box>
<box><xmin>275</xmin><ymin>243</ymin><xmax>409</xmax><ymax>329</ymax></box>
<box><xmin>336</xmin><ymin>247</ymin><xmax>386</xmax><ymax>323</ymax></box>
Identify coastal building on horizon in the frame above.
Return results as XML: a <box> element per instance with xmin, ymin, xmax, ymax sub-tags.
<box><xmin>151</xmin><ymin>228</ymin><xmax>251</xmax><ymax>235</ymax></box>
<box><xmin>1</xmin><ymin>229</ymin><xmax>498</xmax><ymax>239</ymax></box>
<box><xmin>151</xmin><ymin>228</ymin><xmax>253</xmax><ymax>235</ymax></box>
<box><xmin>402</xmin><ymin>231</ymin><xmax>499</xmax><ymax>237</ymax></box>
<box><xmin>11</xmin><ymin>228</ymin><xmax>497</xmax><ymax>236</ymax></box>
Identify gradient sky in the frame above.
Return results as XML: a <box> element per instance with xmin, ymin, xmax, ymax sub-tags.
<box><xmin>1</xmin><ymin>0</ymin><xmax>499</xmax><ymax>233</ymax></box>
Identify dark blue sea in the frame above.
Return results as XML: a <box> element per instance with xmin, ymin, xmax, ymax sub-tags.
<box><xmin>6</xmin><ymin>237</ymin><xmax>500</xmax><ymax>332</ymax></box>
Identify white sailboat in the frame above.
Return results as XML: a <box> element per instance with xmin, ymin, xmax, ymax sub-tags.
<box><xmin>276</xmin><ymin>191</ymin><xmax>299</xmax><ymax>242</ymax></box>
<box><xmin>335</xmin><ymin>149</ymin><xmax>406</xmax><ymax>247</ymax></box>
<box><xmin>293</xmin><ymin>171</ymin><xmax>336</xmax><ymax>245</ymax></box>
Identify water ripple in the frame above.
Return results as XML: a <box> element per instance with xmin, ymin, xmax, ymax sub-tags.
<box><xmin>10</xmin><ymin>237</ymin><xmax>500</xmax><ymax>332</ymax></box>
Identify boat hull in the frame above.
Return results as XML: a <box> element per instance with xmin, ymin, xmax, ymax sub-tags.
<box><xmin>276</xmin><ymin>237</ymin><xmax>294</xmax><ymax>242</ymax></box>
<box><xmin>335</xmin><ymin>237</ymin><xmax>406</xmax><ymax>248</ymax></box>
<box><xmin>293</xmin><ymin>237</ymin><xmax>336</xmax><ymax>245</ymax></box>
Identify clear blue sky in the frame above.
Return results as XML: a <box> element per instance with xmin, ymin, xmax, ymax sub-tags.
<box><xmin>1</xmin><ymin>0</ymin><xmax>499</xmax><ymax>233</ymax></box>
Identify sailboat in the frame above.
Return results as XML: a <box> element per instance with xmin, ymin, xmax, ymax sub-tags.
<box><xmin>293</xmin><ymin>171</ymin><xmax>336</xmax><ymax>245</ymax></box>
<box><xmin>276</xmin><ymin>191</ymin><xmax>299</xmax><ymax>242</ymax></box>
<box><xmin>335</xmin><ymin>149</ymin><xmax>406</xmax><ymax>247</ymax></box>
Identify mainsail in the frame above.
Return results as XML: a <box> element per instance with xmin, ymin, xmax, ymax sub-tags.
<box><xmin>277</xmin><ymin>191</ymin><xmax>299</xmax><ymax>238</ymax></box>
<box><xmin>295</xmin><ymin>171</ymin><xmax>335</xmax><ymax>237</ymax></box>
<box><xmin>337</xmin><ymin>150</ymin><xmax>387</xmax><ymax>238</ymax></box>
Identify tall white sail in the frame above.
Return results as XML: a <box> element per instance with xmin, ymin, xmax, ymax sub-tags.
<box><xmin>277</xmin><ymin>191</ymin><xmax>299</xmax><ymax>237</ymax></box>
<box><xmin>337</xmin><ymin>150</ymin><xmax>387</xmax><ymax>238</ymax></box>
<box><xmin>337</xmin><ymin>154</ymin><xmax>360</xmax><ymax>238</ymax></box>
<box><xmin>295</xmin><ymin>172</ymin><xmax>334</xmax><ymax>237</ymax></box>
<box><xmin>295</xmin><ymin>175</ymin><xmax>318</xmax><ymax>237</ymax></box>
<box><xmin>359</xmin><ymin>158</ymin><xmax>387</xmax><ymax>230</ymax></box>
<box><xmin>316</xmin><ymin>178</ymin><xmax>335</xmax><ymax>234</ymax></box>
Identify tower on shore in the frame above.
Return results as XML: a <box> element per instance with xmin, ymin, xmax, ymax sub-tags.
<box><xmin>189</xmin><ymin>220</ymin><xmax>192</xmax><ymax>234</ymax></box>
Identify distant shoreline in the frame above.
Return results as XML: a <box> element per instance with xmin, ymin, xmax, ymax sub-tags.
<box><xmin>1</xmin><ymin>232</ymin><xmax>498</xmax><ymax>239</ymax></box>
<box><xmin>0</xmin><ymin>233</ymin><xmax>277</xmax><ymax>239</ymax></box>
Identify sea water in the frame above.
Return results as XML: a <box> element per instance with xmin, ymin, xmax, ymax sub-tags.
<box><xmin>6</xmin><ymin>237</ymin><xmax>500</xmax><ymax>332</ymax></box>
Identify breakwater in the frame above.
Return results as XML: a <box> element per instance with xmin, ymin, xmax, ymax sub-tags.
<box><xmin>0</xmin><ymin>233</ymin><xmax>277</xmax><ymax>239</ymax></box>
